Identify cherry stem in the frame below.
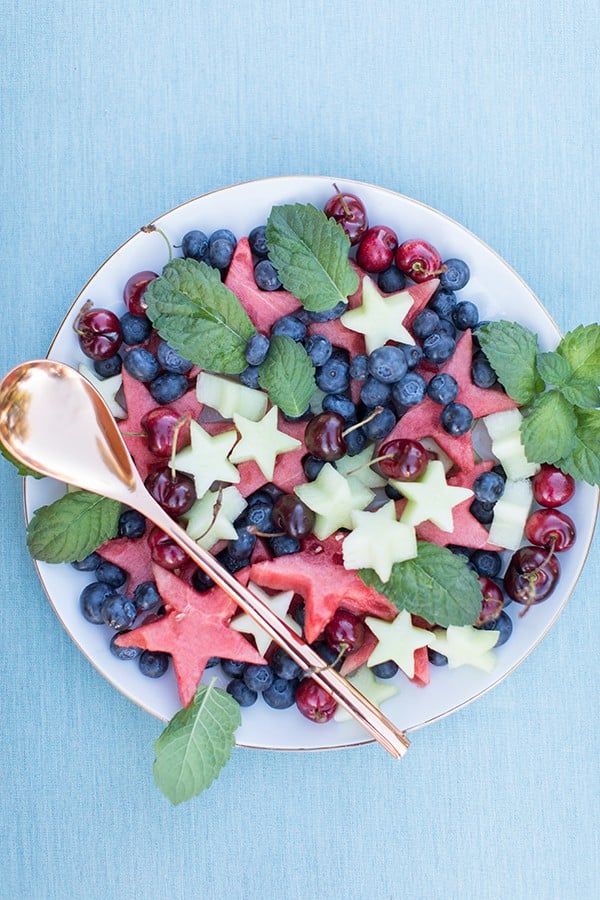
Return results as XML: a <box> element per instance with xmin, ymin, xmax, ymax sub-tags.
<box><xmin>332</xmin><ymin>183</ymin><xmax>353</xmax><ymax>220</ymax></box>
<box><xmin>410</xmin><ymin>261</ymin><xmax>448</xmax><ymax>278</ymax></box>
<box><xmin>345</xmin><ymin>451</ymin><xmax>393</xmax><ymax>478</ymax></box>
<box><xmin>342</xmin><ymin>406</ymin><xmax>383</xmax><ymax>437</ymax></box>
<box><xmin>169</xmin><ymin>414</ymin><xmax>192</xmax><ymax>479</ymax></box>
<box><xmin>72</xmin><ymin>299</ymin><xmax>93</xmax><ymax>335</ymax></box>
<box><xmin>141</xmin><ymin>223</ymin><xmax>173</xmax><ymax>262</ymax></box>
<box><xmin>194</xmin><ymin>485</ymin><xmax>224</xmax><ymax>541</ymax></box>
<box><xmin>246</xmin><ymin>526</ymin><xmax>285</xmax><ymax>539</ymax></box>
<box><xmin>518</xmin><ymin>537</ymin><xmax>556</xmax><ymax>618</ymax></box>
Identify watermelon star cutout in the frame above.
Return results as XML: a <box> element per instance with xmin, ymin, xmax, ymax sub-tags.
<box><xmin>427</xmin><ymin>625</ymin><xmax>499</xmax><ymax>672</ymax></box>
<box><xmin>365</xmin><ymin>610</ymin><xmax>433</xmax><ymax>679</ymax></box>
<box><xmin>392</xmin><ymin>460</ymin><xmax>473</xmax><ymax>531</ymax></box>
<box><xmin>342</xmin><ymin>500</ymin><xmax>417</xmax><ymax>582</ymax></box>
<box><xmin>333</xmin><ymin>666</ymin><xmax>399</xmax><ymax>723</ymax></box>
<box><xmin>341</xmin><ymin>276</ymin><xmax>416</xmax><ymax>353</ymax></box>
<box><xmin>295</xmin><ymin>463</ymin><xmax>374</xmax><ymax>539</ymax></box>
<box><xmin>79</xmin><ymin>362</ymin><xmax>125</xmax><ymax>419</ymax></box>
<box><xmin>172</xmin><ymin>420</ymin><xmax>239</xmax><ymax>499</ymax></box>
<box><xmin>230</xmin><ymin>406</ymin><xmax>302</xmax><ymax>480</ymax></box>
<box><xmin>115</xmin><ymin>565</ymin><xmax>265</xmax><ymax>707</ymax></box>
<box><xmin>230</xmin><ymin>582</ymin><xmax>300</xmax><ymax>656</ymax></box>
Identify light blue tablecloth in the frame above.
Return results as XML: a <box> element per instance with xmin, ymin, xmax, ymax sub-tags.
<box><xmin>1</xmin><ymin>2</ymin><xmax>598</xmax><ymax>898</ymax></box>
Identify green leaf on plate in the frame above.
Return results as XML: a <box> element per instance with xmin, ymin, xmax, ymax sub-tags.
<box><xmin>557</xmin><ymin>324</ymin><xmax>600</xmax><ymax>383</ymax></box>
<box><xmin>26</xmin><ymin>490</ymin><xmax>121</xmax><ymax>563</ymax></box>
<box><xmin>536</xmin><ymin>350</ymin><xmax>571</xmax><ymax>388</ymax></box>
<box><xmin>266</xmin><ymin>203</ymin><xmax>359</xmax><ymax>312</ymax></box>
<box><xmin>153</xmin><ymin>680</ymin><xmax>241</xmax><ymax>805</ymax></box>
<box><xmin>476</xmin><ymin>320</ymin><xmax>543</xmax><ymax>404</ymax></box>
<box><xmin>520</xmin><ymin>389</ymin><xmax>577</xmax><ymax>464</ymax></box>
<box><xmin>258</xmin><ymin>335</ymin><xmax>316</xmax><ymax>417</ymax></box>
<box><xmin>559</xmin><ymin>378</ymin><xmax>600</xmax><ymax>409</ymax></box>
<box><xmin>556</xmin><ymin>408</ymin><xmax>600</xmax><ymax>486</ymax></box>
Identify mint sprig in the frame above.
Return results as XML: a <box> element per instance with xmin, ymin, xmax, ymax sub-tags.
<box><xmin>1</xmin><ymin>441</ymin><xmax>44</xmax><ymax>478</ymax></box>
<box><xmin>153</xmin><ymin>680</ymin><xmax>241</xmax><ymax>805</ymax></box>
<box><xmin>27</xmin><ymin>490</ymin><xmax>121</xmax><ymax>563</ymax></box>
<box><xmin>520</xmin><ymin>390</ymin><xmax>577</xmax><ymax>464</ymax></box>
<box><xmin>266</xmin><ymin>203</ymin><xmax>359</xmax><ymax>312</ymax></box>
<box><xmin>556</xmin><ymin>408</ymin><xmax>600</xmax><ymax>485</ymax></box>
<box><xmin>145</xmin><ymin>258</ymin><xmax>256</xmax><ymax>375</ymax></box>
<box><xmin>476</xmin><ymin>321</ymin><xmax>543</xmax><ymax>403</ymax></box>
<box><xmin>359</xmin><ymin>541</ymin><xmax>482</xmax><ymax>628</ymax></box>
<box><xmin>258</xmin><ymin>335</ymin><xmax>316</xmax><ymax>417</ymax></box>
<box><xmin>557</xmin><ymin>323</ymin><xmax>600</xmax><ymax>382</ymax></box>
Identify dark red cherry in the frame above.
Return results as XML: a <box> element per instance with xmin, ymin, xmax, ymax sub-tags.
<box><xmin>145</xmin><ymin>467</ymin><xmax>196</xmax><ymax>517</ymax></box>
<box><xmin>272</xmin><ymin>494</ymin><xmax>315</xmax><ymax>539</ymax></box>
<box><xmin>75</xmin><ymin>304</ymin><xmax>122</xmax><ymax>360</ymax></box>
<box><xmin>295</xmin><ymin>678</ymin><xmax>337</xmax><ymax>723</ymax></box>
<box><xmin>323</xmin><ymin>187</ymin><xmax>369</xmax><ymax>245</ymax></box>
<box><xmin>475</xmin><ymin>576</ymin><xmax>504</xmax><ymax>627</ymax></box>
<box><xmin>525</xmin><ymin>508</ymin><xmax>576</xmax><ymax>552</ymax></box>
<box><xmin>304</xmin><ymin>412</ymin><xmax>346</xmax><ymax>461</ymax></box>
<box><xmin>396</xmin><ymin>239</ymin><xmax>444</xmax><ymax>283</ymax></box>
<box><xmin>376</xmin><ymin>438</ymin><xmax>429</xmax><ymax>481</ymax></box>
<box><xmin>141</xmin><ymin>408</ymin><xmax>190</xmax><ymax>458</ymax></box>
<box><xmin>504</xmin><ymin>545</ymin><xmax>560</xmax><ymax>613</ymax></box>
<box><xmin>532</xmin><ymin>464</ymin><xmax>575</xmax><ymax>508</ymax></box>
<box><xmin>123</xmin><ymin>270</ymin><xmax>158</xmax><ymax>317</ymax></box>
<box><xmin>147</xmin><ymin>527</ymin><xmax>188</xmax><ymax>570</ymax></box>
<box><xmin>356</xmin><ymin>225</ymin><xmax>398</xmax><ymax>273</ymax></box>
<box><xmin>323</xmin><ymin>608</ymin><xmax>365</xmax><ymax>654</ymax></box>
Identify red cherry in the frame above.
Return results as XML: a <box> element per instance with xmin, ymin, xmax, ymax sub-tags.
<box><xmin>525</xmin><ymin>508</ymin><xmax>576</xmax><ymax>552</ymax></box>
<box><xmin>323</xmin><ymin>608</ymin><xmax>365</xmax><ymax>654</ymax></box>
<box><xmin>324</xmin><ymin>187</ymin><xmax>369</xmax><ymax>245</ymax></box>
<box><xmin>475</xmin><ymin>576</ymin><xmax>504</xmax><ymax>626</ymax></box>
<box><xmin>356</xmin><ymin>225</ymin><xmax>398</xmax><ymax>273</ymax></box>
<box><xmin>304</xmin><ymin>412</ymin><xmax>347</xmax><ymax>461</ymax></box>
<box><xmin>75</xmin><ymin>304</ymin><xmax>122</xmax><ymax>360</ymax></box>
<box><xmin>396</xmin><ymin>239</ymin><xmax>444</xmax><ymax>283</ymax></box>
<box><xmin>272</xmin><ymin>494</ymin><xmax>315</xmax><ymax>539</ymax></box>
<box><xmin>141</xmin><ymin>408</ymin><xmax>190</xmax><ymax>458</ymax></box>
<box><xmin>532</xmin><ymin>464</ymin><xmax>575</xmax><ymax>508</ymax></box>
<box><xmin>145</xmin><ymin>468</ymin><xmax>197</xmax><ymax>517</ymax></box>
<box><xmin>123</xmin><ymin>270</ymin><xmax>158</xmax><ymax>317</ymax></box>
<box><xmin>147</xmin><ymin>527</ymin><xmax>188</xmax><ymax>570</ymax></box>
<box><xmin>376</xmin><ymin>438</ymin><xmax>429</xmax><ymax>481</ymax></box>
<box><xmin>295</xmin><ymin>678</ymin><xmax>338</xmax><ymax>723</ymax></box>
<box><xmin>504</xmin><ymin>545</ymin><xmax>560</xmax><ymax>613</ymax></box>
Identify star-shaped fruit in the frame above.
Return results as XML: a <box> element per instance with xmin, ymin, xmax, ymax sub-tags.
<box><xmin>295</xmin><ymin>464</ymin><xmax>374</xmax><ymax>540</ymax></box>
<box><xmin>79</xmin><ymin>362</ymin><xmax>125</xmax><ymax>418</ymax></box>
<box><xmin>333</xmin><ymin>665</ymin><xmax>399</xmax><ymax>723</ymax></box>
<box><xmin>335</xmin><ymin>443</ymin><xmax>386</xmax><ymax>489</ymax></box>
<box><xmin>341</xmin><ymin>276</ymin><xmax>416</xmax><ymax>353</ymax></box>
<box><xmin>230</xmin><ymin>582</ymin><xmax>300</xmax><ymax>655</ymax></box>
<box><xmin>229</xmin><ymin>406</ymin><xmax>302</xmax><ymax>480</ymax></box>
<box><xmin>342</xmin><ymin>500</ymin><xmax>417</xmax><ymax>582</ymax></box>
<box><xmin>185</xmin><ymin>485</ymin><xmax>247</xmax><ymax>549</ymax></box>
<box><xmin>115</xmin><ymin>565</ymin><xmax>265</xmax><ymax>706</ymax></box>
<box><xmin>365</xmin><ymin>610</ymin><xmax>432</xmax><ymax>678</ymax></box>
<box><xmin>172</xmin><ymin>420</ymin><xmax>239</xmax><ymax>499</ymax></box>
<box><xmin>196</xmin><ymin>370</ymin><xmax>268</xmax><ymax>422</ymax></box>
<box><xmin>393</xmin><ymin>460</ymin><xmax>473</xmax><ymax>531</ymax></box>
<box><xmin>97</xmin><ymin>529</ymin><xmax>153</xmax><ymax>593</ymax></box>
<box><xmin>427</xmin><ymin>625</ymin><xmax>499</xmax><ymax>672</ymax></box>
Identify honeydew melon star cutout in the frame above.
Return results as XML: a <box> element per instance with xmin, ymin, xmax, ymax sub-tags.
<box><xmin>172</xmin><ymin>420</ymin><xmax>239</xmax><ymax>499</ymax></box>
<box><xmin>342</xmin><ymin>500</ymin><xmax>417</xmax><ymax>582</ymax></box>
<box><xmin>334</xmin><ymin>665</ymin><xmax>399</xmax><ymax>723</ymax></box>
<box><xmin>341</xmin><ymin>276</ymin><xmax>416</xmax><ymax>353</ymax></box>
<box><xmin>294</xmin><ymin>463</ymin><xmax>374</xmax><ymax>540</ymax></box>
<box><xmin>365</xmin><ymin>610</ymin><xmax>433</xmax><ymax>679</ymax></box>
<box><xmin>230</xmin><ymin>406</ymin><xmax>301</xmax><ymax>480</ymax></box>
<box><xmin>79</xmin><ymin>362</ymin><xmax>126</xmax><ymax>418</ymax></box>
<box><xmin>230</xmin><ymin>582</ymin><xmax>300</xmax><ymax>656</ymax></box>
<box><xmin>393</xmin><ymin>460</ymin><xmax>473</xmax><ymax>531</ymax></box>
<box><xmin>428</xmin><ymin>625</ymin><xmax>499</xmax><ymax>673</ymax></box>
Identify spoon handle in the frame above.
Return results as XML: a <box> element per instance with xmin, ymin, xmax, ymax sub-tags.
<box><xmin>130</xmin><ymin>484</ymin><xmax>410</xmax><ymax>758</ymax></box>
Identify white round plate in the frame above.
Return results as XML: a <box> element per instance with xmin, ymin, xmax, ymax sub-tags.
<box><xmin>24</xmin><ymin>176</ymin><xmax>598</xmax><ymax>750</ymax></box>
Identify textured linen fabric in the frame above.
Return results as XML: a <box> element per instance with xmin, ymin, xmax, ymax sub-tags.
<box><xmin>1</xmin><ymin>2</ymin><xmax>598</xmax><ymax>898</ymax></box>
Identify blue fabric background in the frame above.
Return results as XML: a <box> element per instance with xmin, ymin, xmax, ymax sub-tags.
<box><xmin>1</xmin><ymin>2</ymin><xmax>598</xmax><ymax>897</ymax></box>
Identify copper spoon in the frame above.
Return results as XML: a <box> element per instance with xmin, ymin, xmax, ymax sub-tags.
<box><xmin>0</xmin><ymin>360</ymin><xmax>410</xmax><ymax>757</ymax></box>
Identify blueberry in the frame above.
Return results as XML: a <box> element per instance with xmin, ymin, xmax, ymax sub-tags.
<box><xmin>293</xmin><ymin>602</ymin><xmax>306</xmax><ymax>628</ymax></box>
<box><xmin>243</xmin><ymin>664</ymin><xmax>274</xmax><ymax>693</ymax></box>
<box><xmin>440</xmin><ymin>402</ymin><xmax>473</xmax><ymax>436</ymax></box>
<box><xmin>182</xmin><ymin>229</ymin><xmax>209</xmax><ymax>262</ymax></box>
<box><xmin>303</xmin><ymin>454</ymin><xmax>329</xmax><ymax>481</ymax></box>
<box><xmin>227</xmin><ymin>678</ymin><xmax>258</xmax><ymax>707</ymax></box>
<box><xmin>123</xmin><ymin>347</ymin><xmax>160</xmax><ymax>382</ymax></box>
<box><xmin>206</xmin><ymin>657</ymin><xmax>220</xmax><ymax>668</ymax></box>
<box><xmin>427</xmin><ymin>648</ymin><xmax>448</xmax><ymax>666</ymax></box>
<box><xmin>242</xmin><ymin>498</ymin><xmax>274</xmax><ymax>533</ymax></box>
<box><xmin>436</xmin><ymin>317</ymin><xmax>457</xmax><ymax>339</ymax></box>
<box><xmin>271</xmin><ymin>315</ymin><xmax>306</xmax><ymax>342</ymax></box>
<box><xmin>316</xmin><ymin>358</ymin><xmax>350</xmax><ymax>393</ymax></box>
<box><xmin>149</xmin><ymin>372</ymin><xmax>189</xmax><ymax>404</ymax></box>
<box><xmin>120</xmin><ymin>312</ymin><xmax>152</xmax><ymax>346</ymax></box>
<box><xmin>343</xmin><ymin>426</ymin><xmax>366</xmax><ymax>456</ymax></box>
<box><xmin>412</xmin><ymin>309</ymin><xmax>440</xmax><ymax>340</ymax></box>
<box><xmin>370</xmin><ymin>660</ymin><xmax>399</xmax><ymax>679</ymax></box>
<box><xmin>385</xmin><ymin>483</ymin><xmax>403</xmax><ymax>501</ymax></box>
<box><xmin>254</xmin><ymin>259</ymin><xmax>281</xmax><ymax>291</ymax></box>
<box><xmin>439</xmin><ymin>258</ymin><xmax>470</xmax><ymax>291</ymax></box>
<box><xmin>248</xmin><ymin>225</ymin><xmax>269</xmax><ymax>259</ymax></box>
<box><xmin>139</xmin><ymin>650</ymin><xmax>170</xmax><ymax>678</ymax></box>
<box><xmin>156</xmin><ymin>341</ymin><xmax>193</xmax><ymax>374</ymax></box>
<box><xmin>263</xmin><ymin>677</ymin><xmax>298</xmax><ymax>709</ymax></box>
<box><xmin>118</xmin><ymin>509</ymin><xmax>146</xmax><ymax>539</ymax></box>
<box><xmin>133</xmin><ymin>580</ymin><xmax>161</xmax><ymax>611</ymax></box>
<box><xmin>221</xmin><ymin>659</ymin><xmax>247</xmax><ymax>678</ymax></box>
<box><xmin>349</xmin><ymin>353</ymin><xmax>369</xmax><ymax>380</ymax></box>
<box><xmin>423</xmin><ymin>332</ymin><xmax>456</xmax><ymax>365</ymax></box>
<box><xmin>71</xmin><ymin>552</ymin><xmax>101</xmax><ymax>572</ymax></box>
<box><xmin>269</xmin><ymin>535</ymin><xmax>301</xmax><ymax>557</ymax></box>
<box><xmin>271</xmin><ymin>648</ymin><xmax>303</xmax><ymax>681</ymax></box>
<box><xmin>239</xmin><ymin>366</ymin><xmax>260</xmax><ymax>389</ymax></box>
<box><xmin>473</xmin><ymin>471</ymin><xmax>505</xmax><ymax>504</ymax></box>
<box><xmin>208</xmin><ymin>229</ymin><xmax>237</xmax><ymax>269</ymax></box>
<box><xmin>80</xmin><ymin>582</ymin><xmax>117</xmax><ymax>624</ymax></box>
<box><xmin>191</xmin><ymin>567</ymin><xmax>215</xmax><ymax>593</ymax></box>
<box><xmin>400</xmin><ymin>343</ymin><xmax>424</xmax><ymax>370</ymax></box>
<box><xmin>95</xmin><ymin>560</ymin><xmax>127</xmax><ymax>589</ymax></box>
<box><xmin>360</xmin><ymin>377</ymin><xmax>391</xmax><ymax>408</ymax></box>
<box><xmin>109</xmin><ymin>632</ymin><xmax>142</xmax><ymax>661</ymax></box>
<box><xmin>362</xmin><ymin>407</ymin><xmax>396</xmax><ymax>441</ymax></box>
<box><xmin>427</xmin><ymin>373</ymin><xmax>459</xmax><ymax>405</ymax></box>
<box><xmin>471</xmin><ymin>352</ymin><xmax>497</xmax><ymax>388</ymax></box>
<box><xmin>249</xmin><ymin>484</ymin><xmax>281</xmax><ymax>504</ymax></box>
<box><xmin>469</xmin><ymin>499</ymin><xmax>495</xmax><ymax>524</ymax></box>
<box><xmin>94</xmin><ymin>355</ymin><xmax>122</xmax><ymax>377</ymax></box>
<box><xmin>102</xmin><ymin>594</ymin><xmax>137</xmax><ymax>630</ymax></box>
<box><xmin>281</xmin><ymin>405</ymin><xmax>312</xmax><ymax>423</ymax></box>
<box><xmin>216</xmin><ymin>547</ymin><xmax>249</xmax><ymax>574</ymax></box>
<box><xmin>471</xmin><ymin>550</ymin><xmax>502</xmax><ymax>579</ymax></box>
<box><xmin>448</xmin><ymin>544</ymin><xmax>473</xmax><ymax>562</ymax></box>
<box><xmin>304</xmin><ymin>333</ymin><xmax>332</xmax><ymax>367</ymax></box>
<box><xmin>392</xmin><ymin>372</ymin><xmax>426</xmax><ymax>407</ymax></box>
<box><xmin>378</xmin><ymin>264</ymin><xmax>406</xmax><ymax>293</ymax></box>
<box><xmin>228</xmin><ymin>526</ymin><xmax>257</xmax><ymax>561</ymax></box>
<box><xmin>301</xmin><ymin>300</ymin><xmax>346</xmax><ymax>323</ymax></box>
<box><xmin>367</xmin><ymin>346</ymin><xmax>408</xmax><ymax>384</ymax></box>
<box><xmin>428</xmin><ymin>288</ymin><xmax>457</xmax><ymax>319</ymax></box>
<box><xmin>245</xmin><ymin>333</ymin><xmax>270</xmax><ymax>366</ymax></box>
<box><xmin>452</xmin><ymin>300</ymin><xmax>479</xmax><ymax>331</ymax></box>
<box><xmin>479</xmin><ymin>610</ymin><xmax>513</xmax><ymax>646</ymax></box>
<box><xmin>322</xmin><ymin>393</ymin><xmax>356</xmax><ymax>420</ymax></box>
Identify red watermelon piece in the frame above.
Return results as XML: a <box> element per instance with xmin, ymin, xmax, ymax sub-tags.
<box><xmin>224</xmin><ymin>237</ymin><xmax>301</xmax><ymax>333</ymax></box>
<box><xmin>340</xmin><ymin>625</ymin><xmax>378</xmax><ymax>676</ymax></box>
<box><xmin>115</xmin><ymin>565</ymin><xmax>265</xmax><ymax>706</ymax></box>
<box><xmin>97</xmin><ymin>530</ymin><xmax>153</xmax><ymax>593</ymax></box>
<box><xmin>410</xmin><ymin>646</ymin><xmax>430</xmax><ymax>686</ymax></box>
<box><xmin>250</xmin><ymin>537</ymin><xmax>396</xmax><ymax>644</ymax></box>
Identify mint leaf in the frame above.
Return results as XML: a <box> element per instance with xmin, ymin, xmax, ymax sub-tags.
<box><xmin>556</xmin><ymin>408</ymin><xmax>600</xmax><ymax>486</ymax></box>
<box><xmin>26</xmin><ymin>490</ymin><xmax>121</xmax><ymax>563</ymax></box>
<box><xmin>520</xmin><ymin>390</ymin><xmax>577</xmax><ymax>464</ymax></box>
<box><xmin>560</xmin><ymin>378</ymin><xmax>600</xmax><ymax>409</ymax></box>
<box><xmin>359</xmin><ymin>541</ymin><xmax>482</xmax><ymax>627</ymax></box>
<box><xmin>145</xmin><ymin>258</ymin><xmax>256</xmax><ymax>375</ymax></box>
<box><xmin>476</xmin><ymin>321</ymin><xmax>543</xmax><ymax>403</ymax></box>
<box><xmin>557</xmin><ymin>324</ymin><xmax>600</xmax><ymax>383</ymax></box>
<box><xmin>258</xmin><ymin>335</ymin><xmax>316</xmax><ymax>417</ymax></box>
<box><xmin>266</xmin><ymin>203</ymin><xmax>359</xmax><ymax>312</ymax></box>
<box><xmin>536</xmin><ymin>350</ymin><xmax>571</xmax><ymax>388</ymax></box>
<box><xmin>153</xmin><ymin>680</ymin><xmax>240</xmax><ymax>805</ymax></box>
<box><xmin>1</xmin><ymin>441</ymin><xmax>44</xmax><ymax>478</ymax></box>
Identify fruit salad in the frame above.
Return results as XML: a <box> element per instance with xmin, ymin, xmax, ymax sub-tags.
<box><xmin>9</xmin><ymin>181</ymin><xmax>599</xmax><ymax>804</ymax></box>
